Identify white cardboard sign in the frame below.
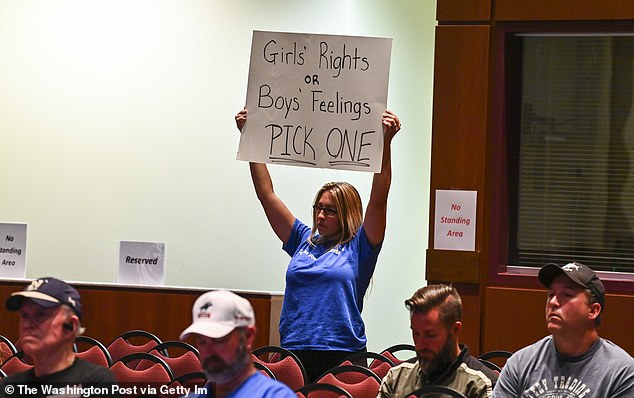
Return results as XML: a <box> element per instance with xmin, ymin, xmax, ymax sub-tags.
<box><xmin>0</xmin><ymin>223</ymin><xmax>27</xmax><ymax>278</ymax></box>
<box><xmin>434</xmin><ymin>190</ymin><xmax>477</xmax><ymax>251</ymax></box>
<box><xmin>118</xmin><ymin>241</ymin><xmax>165</xmax><ymax>285</ymax></box>
<box><xmin>237</xmin><ymin>30</ymin><xmax>392</xmax><ymax>172</ymax></box>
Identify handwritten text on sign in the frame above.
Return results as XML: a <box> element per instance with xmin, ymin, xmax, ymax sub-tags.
<box><xmin>237</xmin><ymin>31</ymin><xmax>392</xmax><ymax>172</ymax></box>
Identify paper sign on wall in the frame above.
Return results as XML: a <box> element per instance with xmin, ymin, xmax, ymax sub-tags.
<box><xmin>434</xmin><ymin>190</ymin><xmax>477</xmax><ymax>251</ymax></box>
<box><xmin>118</xmin><ymin>241</ymin><xmax>165</xmax><ymax>285</ymax></box>
<box><xmin>237</xmin><ymin>30</ymin><xmax>392</xmax><ymax>172</ymax></box>
<box><xmin>0</xmin><ymin>223</ymin><xmax>27</xmax><ymax>278</ymax></box>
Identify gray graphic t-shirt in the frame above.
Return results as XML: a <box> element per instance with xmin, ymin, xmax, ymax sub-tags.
<box><xmin>493</xmin><ymin>336</ymin><xmax>634</xmax><ymax>398</ymax></box>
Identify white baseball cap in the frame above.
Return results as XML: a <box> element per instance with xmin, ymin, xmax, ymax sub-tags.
<box><xmin>180</xmin><ymin>290</ymin><xmax>255</xmax><ymax>339</ymax></box>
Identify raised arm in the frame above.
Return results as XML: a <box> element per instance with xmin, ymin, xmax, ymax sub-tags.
<box><xmin>236</xmin><ymin>109</ymin><xmax>295</xmax><ymax>243</ymax></box>
<box><xmin>363</xmin><ymin>110</ymin><xmax>401</xmax><ymax>247</ymax></box>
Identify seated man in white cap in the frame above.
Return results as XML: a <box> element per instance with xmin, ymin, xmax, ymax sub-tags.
<box><xmin>180</xmin><ymin>289</ymin><xmax>296</xmax><ymax>398</ymax></box>
<box><xmin>0</xmin><ymin>277</ymin><xmax>118</xmax><ymax>398</ymax></box>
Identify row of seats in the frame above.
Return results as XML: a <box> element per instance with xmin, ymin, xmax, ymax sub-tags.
<box><xmin>253</xmin><ymin>345</ymin><xmax>512</xmax><ymax>397</ymax></box>
<box><xmin>1</xmin><ymin>332</ymin><xmax>415</xmax><ymax>397</ymax></box>
<box><xmin>0</xmin><ymin>330</ymin><xmax>205</xmax><ymax>398</ymax></box>
<box><xmin>253</xmin><ymin>344</ymin><xmax>427</xmax><ymax>397</ymax></box>
<box><xmin>252</xmin><ymin>343</ymin><xmax>418</xmax><ymax>391</ymax></box>
<box><xmin>0</xmin><ymin>332</ymin><xmax>512</xmax><ymax>397</ymax></box>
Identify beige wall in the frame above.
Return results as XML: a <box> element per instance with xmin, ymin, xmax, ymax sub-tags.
<box><xmin>0</xmin><ymin>0</ymin><xmax>436</xmax><ymax>353</ymax></box>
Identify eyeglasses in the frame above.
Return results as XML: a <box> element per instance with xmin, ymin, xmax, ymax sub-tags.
<box><xmin>313</xmin><ymin>204</ymin><xmax>338</xmax><ymax>217</ymax></box>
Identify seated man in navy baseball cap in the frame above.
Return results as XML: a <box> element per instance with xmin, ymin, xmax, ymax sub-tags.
<box><xmin>0</xmin><ymin>277</ymin><xmax>118</xmax><ymax>398</ymax></box>
<box><xmin>493</xmin><ymin>262</ymin><xmax>634</xmax><ymax>397</ymax></box>
<box><xmin>180</xmin><ymin>289</ymin><xmax>296</xmax><ymax>398</ymax></box>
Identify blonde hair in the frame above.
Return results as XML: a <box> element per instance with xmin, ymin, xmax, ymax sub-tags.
<box><xmin>309</xmin><ymin>182</ymin><xmax>363</xmax><ymax>247</ymax></box>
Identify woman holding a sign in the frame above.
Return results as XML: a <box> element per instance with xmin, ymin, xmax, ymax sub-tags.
<box><xmin>235</xmin><ymin>108</ymin><xmax>401</xmax><ymax>381</ymax></box>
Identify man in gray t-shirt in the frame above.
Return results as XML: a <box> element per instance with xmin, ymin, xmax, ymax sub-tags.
<box><xmin>493</xmin><ymin>262</ymin><xmax>634</xmax><ymax>398</ymax></box>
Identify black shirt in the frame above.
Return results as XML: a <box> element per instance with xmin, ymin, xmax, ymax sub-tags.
<box><xmin>0</xmin><ymin>357</ymin><xmax>119</xmax><ymax>398</ymax></box>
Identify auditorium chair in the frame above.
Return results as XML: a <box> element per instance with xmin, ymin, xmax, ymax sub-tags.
<box><xmin>107</xmin><ymin>330</ymin><xmax>162</xmax><ymax>365</ymax></box>
<box><xmin>142</xmin><ymin>340</ymin><xmax>202</xmax><ymax>379</ymax></box>
<box><xmin>109</xmin><ymin>352</ymin><xmax>174</xmax><ymax>387</ymax></box>
<box><xmin>252</xmin><ymin>345</ymin><xmax>308</xmax><ymax>391</ymax></box>
<box><xmin>380</xmin><ymin>344</ymin><xmax>417</xmax><ymax>365</ymax></box>
<box><xmin>0</xmin><ymin>335</ymin><xmax>17</xmax><ymax>365</ymax></box>
<box><xmin>296</xmin><ymin>382</ymin><xmax>353</xmax><ymax>398</ymax></box>
<box><xmin>477</xmin><ymin>349</ymin><xmax>513</xmax><ymax>370</ymax></box>
<box><xmin>163</xmin><ymin>371</ymin><xmax>207</xmax><ymax>398</ymax></box>
<box><xmin>477</xmin><ymin>358</ymin><xmax>502</xmax><ymax>373</ymax></box>
<box><xmin>74</xmin><ymin>335</ymin><xmax>113</xmax><ymax>368</ymax></box>
<box><xmin>315</xmin><ymin>364</ymin><xmax>381</xmax><ymax>398</ymax></box>
<box><xmin>0</xmin><ymin>352</ymin><xmax>33</xmax><ymax>376</ymax></box>
<box><xmin>253</xmin><ymin>360</ymin><xmax>276</xmax><ymax>379</ymax></box>
<box><xmin>338</xmin><ymin>351</ymin><xmax>396</xmax><ymax>379</ymax></box>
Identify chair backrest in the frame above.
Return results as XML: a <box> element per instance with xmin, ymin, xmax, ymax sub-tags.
<box><xmin>405</xmin><ymin>385</ymin><xmax>468</xmax><ymax>398</ymax></box>
<box><xmin>0</xmin><ymin>352</ymin><xmax>34</xmax><ymax>376</ymax></box>
<box><xmin>380</xmin><ymin>344</ymin><xmax>417</xmax><ymax>365</ymax></box>
<box><xmin>144</xmin><ymin>341</ymin><xmax>201</xmax><ymax>379</ymax></box>
<box><xmin>296</xmin><ymin>382</ymin><xmax>353</xmax><ymax>398</ymax></box>
<box><xmin>477</xmin><ymin>358</ymin><xmax>501</xmax><ymax>373</ymax></box>
<box><xmin>109</xmin><ymin>352</ymin><xmax>174</xmax><ymax>387</ymax></box>
<box><xmin>171</xmin><ymin>371</ymin><xmax>207</xmax><ymax>389</ymax></box>
<box><xmin>318</xmin><ymin>364</ymin><xmax>380</xmax><ymax>383</ymax></box>
<box><xmin>477</xmin><ymin>350</ymin><xmax>513</xmax><ymax>369</ymax></box>
<box><xmin>253</xmin><ymin>360</ymin><xmax>276</xmax><ymax>379</ymax></box>
<box><xmin>153</xmin><ymin>340</ymin><xmax>199</xmax><ymax>358</ymax></box>
<box><xmin>164</xmin><ymin>372</ymin><xmax>208</xmax><ymax>398</ymax></box>
<box><xmin>0</xmin><ymin>335</ymin><xmax>17</xmax><ymax>365</ymax></box>
<box><xmin>339</xmin><ymin>351</ymin><xmax>396</xmax><ymax>379</ymax></box>
<box><xmin>107</xmin><ymin>330</ymin><xmax>162</xmax><ymax>364</ymax></box>
<box><xmin>75</xmin><ymin>335</ymin><xmax>113</xmax><ymax>368</ymax></box>
<box><xmin>252</xmin><ymin>345</ymin><xmax>308</xmax><ymax>391</ymax></box>
<box><xmin>316</xmin><ymin>365</ymin><xmax>380</xmax><ymax>398</ymax></box>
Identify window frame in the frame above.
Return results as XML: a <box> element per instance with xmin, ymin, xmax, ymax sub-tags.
<box><xmin>488</xmin><ymin>21</ymin><xmax>634</xmax><ymax>294</ymax></box>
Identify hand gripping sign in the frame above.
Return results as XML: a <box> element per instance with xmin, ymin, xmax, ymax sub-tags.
<box><xmin>237</xmin><ymin>30</ymin><xmax>392</xmax><ymax>173</ymax></box>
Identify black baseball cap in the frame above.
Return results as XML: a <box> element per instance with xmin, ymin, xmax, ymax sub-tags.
<box><xmin>539</xmin><ymin>262</ymin><xmax>605</xmax><ymax>310</ymax></box>
<box><xmin>6</xmin><ymin>277</ymin><xmax>82</xmax><ymax>319</ymax></box>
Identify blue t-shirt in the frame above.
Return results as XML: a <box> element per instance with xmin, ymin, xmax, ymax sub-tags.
<box><xmin>280</xmin><ymin>218</ymin><xmax>382</xmax><ymax>351</ymax></box>
<box><xmin>184</xmin><ymin>372</ymin><xmax>296</xmax><ymax>398</ymax></box>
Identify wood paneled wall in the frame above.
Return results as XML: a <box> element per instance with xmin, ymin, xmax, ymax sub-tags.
<box><xmin>425</xmin><ymin>23</ymin><xmax>491</xmax><ymax>336</ymax></box>
<box><xmin>0</xmin><ymin>281</ymin><xmax>280</xmax><ymax>350</ymax></box>
<box><xmin>494</xmin><ymin>0</ymin><xmax>634</xmax><ymax>21</ymax></box>
<box><xmin>430</xmin><ymin>0</ymin><xmax>634</xmax><ymax>356</ymax></box>
<box><xmin>483</xmin><ymin>287</ymin><xmax>634</xmax><ymax>355</ymax></box>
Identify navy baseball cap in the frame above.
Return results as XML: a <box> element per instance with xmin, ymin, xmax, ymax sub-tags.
<box><xmin>6</xmin><ymin>277</ymin><xmax>82</xmax><ymax>319</ymax></box>
<box><xmin>539</xmin><ymin>262</ymin><xmax>605</xmax><ymax>310</ymax></box>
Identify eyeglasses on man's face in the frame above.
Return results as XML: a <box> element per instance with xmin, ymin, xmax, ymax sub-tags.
<box><xmin>313</xmin><ymin>204</ymin><xmax>338</xmax><ymax>217</ymax></box>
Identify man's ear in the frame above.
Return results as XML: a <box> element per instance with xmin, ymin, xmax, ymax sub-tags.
<box><xmin>245</xmin><ymin>325</ymin><xmax>257</xmax><ymax>350</ymax></box>
<box><xmin>66</xmin><ymin>315</ymin><xmax>79</xmax><ymax>332</ymax></box>
<box><xmin>588</xmin><ymin>302</ymin><xmax>601</xmax><ymax>320</ymax></box>
<box><xmin>451</xmin><ymin>321</ymin><xmax>462</xmax><ymax>334</ymax></box>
